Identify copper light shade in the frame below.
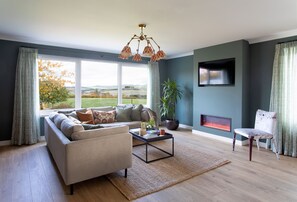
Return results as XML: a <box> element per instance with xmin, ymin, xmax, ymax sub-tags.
<box><xmin>119</xmin><ymin>24</ymin><xmax>166</xmax><ymax>62</ymax></box>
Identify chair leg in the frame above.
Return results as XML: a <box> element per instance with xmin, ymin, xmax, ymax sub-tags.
<box><xmin>124</xmin><ymin>168</ymin><xmax>127</xmax><ymax>178</ymax></box>
<box><xmin>70</xmin><ymin>184</ymin><xmax>74</xmax><ymax>195</ymax></box>
<box><xmin>256</xmin><ymin>139</ymin><xmax>260</xmax><ymax>150</ymax></box>
<box><xmin>233</xmin><ymin>132</ymin><xmax>236</xmax><ymax>151</ymax></box>
<box><xmin>272</xmin><ymin>138</ymin><xmax>280</xmax><ymax>160</ymax></box>
<box><xmin>249</xmin><ymin>137</ymin><xmax>254</xmax><ymax>161</ymax></box>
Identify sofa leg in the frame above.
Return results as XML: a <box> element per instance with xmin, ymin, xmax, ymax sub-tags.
<box><xmin>125</xmin><ymin>168</ymin><xmax>127</xmax><ymax>178</ymax></box>
<box><xmin>70</xmin><ymin>184</ymin><xmax>74</xmax><ymax>195</ymax></box>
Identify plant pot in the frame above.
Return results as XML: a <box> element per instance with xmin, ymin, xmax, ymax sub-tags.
<box><xmin>165</xmin><ymin>119</ymin><xmax>179</xmax><ymax>130</ymax></box>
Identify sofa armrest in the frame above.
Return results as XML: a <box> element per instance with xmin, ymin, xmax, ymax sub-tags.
<box><xmin>65</xmin><ymin>131</ymin><xmax>132</xmax><ymax>185</ymax></box>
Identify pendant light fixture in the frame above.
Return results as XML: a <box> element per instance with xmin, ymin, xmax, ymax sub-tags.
<box><xmin>119</xmin><ymin>24</ymin><xmax>166</xmax><ymax>62</ymax></box>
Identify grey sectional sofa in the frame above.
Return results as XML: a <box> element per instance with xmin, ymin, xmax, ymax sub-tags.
<box><xmin>44</xmin><ymin>104</ymin><xmax>158</xmax><ymax>194</ymax></box>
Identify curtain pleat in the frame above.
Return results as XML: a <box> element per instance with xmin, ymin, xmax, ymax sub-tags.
<box><xmin>148</xmin><ymin>62</ymin><xmax>161</xmax><ymax>125</ymax></box>
<box><xmin>11</xmin><ymin>47</ymin><xmax>40</xmax><ymax>145</ymax></box>
<box><xmin>270</xmin><ymin>41</ymin><xmax>297</xmax><ymax>157</ymax></box>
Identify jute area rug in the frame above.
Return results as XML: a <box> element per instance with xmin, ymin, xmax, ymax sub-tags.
<box><xmin>107</xmin><ymin>140</ymin><xmax>230</xmax><ymax>200</ymax></box>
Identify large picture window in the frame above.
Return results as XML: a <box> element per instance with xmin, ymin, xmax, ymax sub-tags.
<box><xmin>38</xmin><ymin>55</ymin><xmax>148</xmax><ymax>111</ymax></box>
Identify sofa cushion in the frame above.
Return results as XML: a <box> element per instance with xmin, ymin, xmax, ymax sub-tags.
<box><xmin>61</xmin><ymin>118</ymin><xmax>84</xmax><ymax>138</ymax></box>
<box><xmin>76</xmin><ymin>110</ymin><xmax>94</xmax><ymax>124</ymax></box>
<box><xmin>82</xmin><ymin>123</ymin><xmax>104</xmax><ymax>130</ymax></box>
<box><xmin>49</xmin><ymin>112</ymin><xmax>58</xmax><ymax>122</ymax></box>
<box><xmin>89</xmin><ymin>106</ymin><xmax>114</xmax><ymax>112</ymax></box>
<box><xmin>100</xmin><ymin>121</ymin><xmax>141</xmax><ymax>129</ymax></box>
<box><xmin>68</xmin><ymin>116</ymin><xmax>82</xmax><ymax>124</ymax></box>
<box><xmin>53</xmin><ymin>113</ymin><xmax>68</xmax><ymax>129</ymax></box>
<box><xmin>93</xmin><ymin>110</ymin><xmax>116</xmax><ymax>124</ymax></box>
<box><xmin>131</xmin><ymin>104</ymin><xmax>143</xmax><ymax>121</ymax></box>
<box><xmin>68</xmin><ymin>111</ymin><xmax>79</xmax><ymax>119</ymax></box>
<box><xmin>116</xmin><ymin>106</ymin><xmax>132</xmax><ymax>122</ymax></box>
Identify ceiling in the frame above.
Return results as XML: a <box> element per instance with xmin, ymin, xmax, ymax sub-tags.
<box><xmin>0</xmin><ymin>0</ymin><xmax>297</xmax><ymax>58</ymax></box>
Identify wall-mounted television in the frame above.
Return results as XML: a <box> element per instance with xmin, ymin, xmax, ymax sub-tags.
<box><xmin>198</xmin><ymin>58</ymin><xmax>235</xmax><ymax>86</ymax></box>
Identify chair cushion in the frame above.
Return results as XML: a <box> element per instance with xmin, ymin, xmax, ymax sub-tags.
<box><xmin>234</xmin><ymin>128</ymin><xmax>273</xmax><ymax>139</ymax></box>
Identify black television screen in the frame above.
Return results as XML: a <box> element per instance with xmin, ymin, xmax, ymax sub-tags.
<box><xmin>198</xmin><ymin>58</ymin><xmax>235</xmax><ymax>86</ymax></box>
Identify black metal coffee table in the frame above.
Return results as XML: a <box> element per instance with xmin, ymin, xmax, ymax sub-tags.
<box><xmin>129</xmin><ymin>128</ymin><xmax>174</xmax><ymax>163</ymax></box>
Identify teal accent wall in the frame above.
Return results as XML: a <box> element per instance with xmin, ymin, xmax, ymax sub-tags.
<box><xmin>193</xmin><ymin>40</ymin><xmax>249</xmax><ymax>140</ymax></box>
<box><xmin>165</xmin><ymin>56</ymin><xmax>194</xmax><ymax>126</ymax></box>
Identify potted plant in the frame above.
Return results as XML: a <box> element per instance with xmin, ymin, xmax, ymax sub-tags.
<box><xmin>160</xmin><ymin>79</ymin><xmax>183</xmax><ymax>130</ymax></box>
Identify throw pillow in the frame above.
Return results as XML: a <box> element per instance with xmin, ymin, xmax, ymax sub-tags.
<box><xmin>116</xmin><ymin>106</ymin><xmax>132</xmax><ymax>122</ymax></box>
<box><xmin>92</xmin><ymin>110</ymin><xmax>116</xmax><ymax>124</ymax></box>
<box><xmin>61</xmin><ymin>118</ymin><xmax>84</xmax><ymax>138</ymax></box>
<box><xmin>131</xmin><ymin>104</ymin><xmax>143</xmax><ymax>121</ymax></box>
<box><xmin>76</xmin><ymin>110</ymin><xmax>94</xmax><ymax>124</ymax></box>
<box><xmin>81</xmin><ymin>123</ymin><xmax>104</xmax><ymax>130</ymax></box>
<box><xmin>53</xmin><ymin>113</ymin><xmax>68</xmax><ymax>129</ymax></box>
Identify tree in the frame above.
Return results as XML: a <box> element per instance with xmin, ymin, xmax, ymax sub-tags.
<box><xmin>38</xmin><ymin>60</ymin><xmax>74</xmax><ymax>109</ymax></box>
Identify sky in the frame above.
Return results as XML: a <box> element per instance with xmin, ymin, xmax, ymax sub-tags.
<box><xmin>48</xmin><ymin>60</ymin><xmax>148</xmax><ymax>87</ymax></box>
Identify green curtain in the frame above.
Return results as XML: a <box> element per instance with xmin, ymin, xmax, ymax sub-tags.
<box><xmin>11</xmin><ymin>47</ymin><xmax>40</xmax><ymax>145</ymax></box>
<box><xmin>148</xmin><ymin>62</ymin><xmax>161</xmax><ymax>125</ymax></box>
<box><xmin>270</xmin><ymin>41</ymin><xmax>297</xmax><ymax>157</ymax></box>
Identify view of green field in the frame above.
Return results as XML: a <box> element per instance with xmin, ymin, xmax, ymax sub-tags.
<box><xmin>51</xmin><ymin>98</ymin><xmax>147</xmax><ymax>109</ymax></box>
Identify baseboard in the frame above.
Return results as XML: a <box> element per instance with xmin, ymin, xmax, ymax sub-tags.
<box><xmin>192</xmin><ymin>129</ymin><xmax>246</xmax><ymax>146</ymax></box>
<box><xmin>179</xmin><ymin>124</ymin><xmax>193</xmax><ymax>130</ymax></box>
<box><xmin>0</xmin><ymin>136</ymin><xmax>45</xmax><ymax>147</ymax></box>
<box><xmin>192</xmin><ymin>130</ymin><xmax>268</xmax><ymax>148</ymax></box>
<box><xmin>0</xmin><ymin>140</ymin><xmax>11</xmax><ymax>146</ymax></box>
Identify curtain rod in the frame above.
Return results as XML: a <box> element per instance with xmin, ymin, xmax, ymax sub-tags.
<box><xmin>277</xmin><ymin>39</ymin><xmax>297</xmax><ymax>44</ymax></box>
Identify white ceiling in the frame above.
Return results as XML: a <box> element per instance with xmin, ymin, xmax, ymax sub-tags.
<box><xmin>0</xmin><ymin>0</ymin><xmax>297</xmax><ymax>58</ymax></box>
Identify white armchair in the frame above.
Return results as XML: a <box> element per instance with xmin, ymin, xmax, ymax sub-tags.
<box><xmin>233</xmin><ymin>109</ymin><xmax>279</xmax><ymax>161</ymax></box>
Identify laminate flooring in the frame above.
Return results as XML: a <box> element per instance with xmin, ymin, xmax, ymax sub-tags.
<box><xmin>1</xmin><ymin>128</ymin><xmax>297</xmax><ymax>202</ymax></box>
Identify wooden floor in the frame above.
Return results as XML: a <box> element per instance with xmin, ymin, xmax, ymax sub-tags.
<box><xmin>1</xmin><ymin>128</ymin><xmax>297</xmax><ymax>202</ymax></box>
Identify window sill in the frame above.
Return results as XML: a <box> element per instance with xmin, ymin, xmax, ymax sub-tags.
<box><xmin>39</xmin><ymin>108</ymin><xmax>75</xmax><ymax>117</ymax></box>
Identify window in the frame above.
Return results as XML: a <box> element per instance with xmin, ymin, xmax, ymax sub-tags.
<box><xmin>122</xmin><ymin>64</ymin><xmax>148</xmax><ymax>105</ymax></box>
<box><xmin>38</xmin><ymin>58</ymin><xmax>76</xmax><ymax>110</ymax></box>
<box><xmin>38</xmin><ymin>55</ymin><xmax>148</xmax><ymax>111</ymax></box>
<box><xmin>81</xmin><ymin>61</ymin><xmax>118</xmax><ymax>108</ymax></box>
